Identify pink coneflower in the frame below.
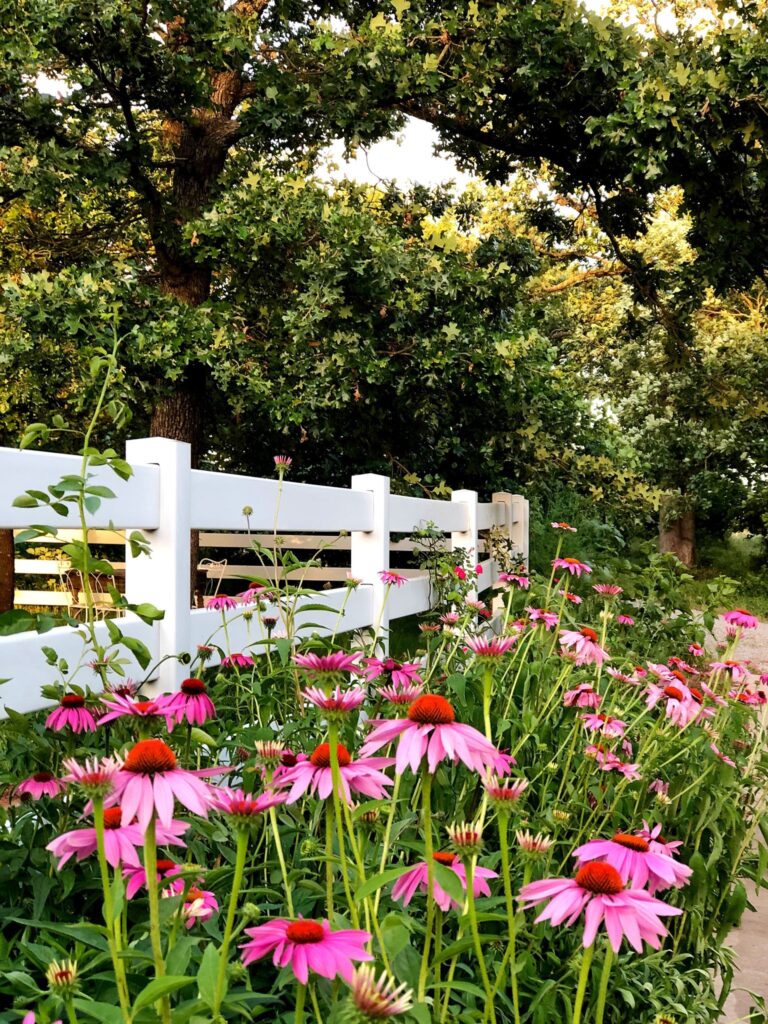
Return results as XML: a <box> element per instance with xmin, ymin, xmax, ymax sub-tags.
<box><xmin>559</xmin><ymin>627</ymin><xmax>609</xmax><ymax>667</ymax></box>
<box><xmin>392</xmin><ymin>852</ymin><xmax>497</xmax><ymax>911</ymax></box>
<box><xmin>378</xmin><ymin>570</ymin><xmax>408</xmax><ymax>587</ymax></box>
<box><xmin>163</xmin><ymin>879</ymin><xmax>219</xmax><ymax>928</ymax></box>
<box><xmin>463</xmin><ymin>635</ymin><xmax>517</xmax><ymax>658</ymax></box>
<box><xmin>516</xmin><ymin>830</ymin><xmax>554</xmax><ymax>855</ymax></box>
<box><xmin>162</xmin><ymin>678</ymin><xmax>216</xmax><ymax>728</ymax></box>
<box><xmin>293</xmin><ymin>651</ymin><xmax>361</xmax><ymax>675</ymax></box>
<box><xmin>573</xmin><ymin>833</ymin><xmax>692</xmax><ymax>894</ymax></box>
<box><xmin>221</xmin><ymin>652</ymin><xmax>255</xmax><ymax>668</ymax></box>
<box><xmin>498</xmin><ymin>573</ymin><xmax>531</xmax><ymax>590</ymax></box>
<box><xmin>552</xmin><ymin>557</ymin><xmax>591</xmax><ymax>577</ymax></box>
<box><xmin>440</xmin><ymin>612</ymin><xmax>461</xmax><ymax>627</ymax></box>
<box><xmin>275</xmin><ymin>743</ymin><xmax>393</xmax><ymax>805</ymax></box>
<box><xmin>559</xmin><ymin>589</ymin><xmax>583</xmax><ymax>605</ymax></box>
<box><xmin>581</xmin><ymin>713</ymin><xmax>626</xmax><ymax>737</ymax></box>
<box><xmin>105</xmin><ymin>739</ymin><xmax>220</xmax><ymax>831</ymax></box>
<box><xmin>241</xmin><ymin>919</ymin><xmax>372</xmax><ymax>984</ymax></box>
<box><xmin>16</xmin><ymin>772</ymin><xmax>64</xmax><ymax>800</ymax></box>
<box><xmin>606</xmin><ymin>667</ymin><xmax>641</xmax><ymax>686</ymax></box>
<box><xmin>303</xmin><ymin>686</ymin><xmax>366</xmax><ymax>715</ymax></box>
<box><xmin>593</xmin><ymin>584</ymin><xmax>623</xmax><ymax>596</ymax></box>
<box><xmin>731</xmin><ymin>687</ymin><xmax>766</xmax><ymax>705</ymax></box>
<box><xmin>360</xmin><ymin>694</ymin><xmax>507</xmax><ymax>776</ymax></box>
<box><xmin>723</xmin><ymin>609</ymin><xmax>759</xmax><ymax>630</ymax></box>
<box><xmin>346</xmin><ymin>965</ymin><xmax>413</xmax><ymax>1019</ymax></box>
<box><xmin>47</xmin><ymin>808</ymin><xmax>188</xmax><ymax>869</ymax></box>
<box><xmin>600</xmin><ymin>756</ymin><xmax>642</xmax><ymax>781</ymax></box>
<box><xmin>62</xmin><ymin>755</ymin><xmax>122</xmax><ymax>797</ymax></box>
<box><xmin>377</xmin><ymin>679</ymin><xmax>424</xmax><ymax>705</ymax></box>
<box><xmin>551</xmin><ymin>521</ymin><xmax>577</xmax><ymax>532</ymax></box>
<box><xmin>104</xmin><ymin>679</ymin><xmax>140</xmax><ymax>699</ymax></box>
<box><xmin>418</xmin><ymin>623</ymin><xmax>441</xmax><ymax>634</ymax></box>
<box><xmin>465</xmin><ymin>599</ymin><xmax>491</xmax><ymax>617</ymax></box>
<box><xmin>688</xmin><ymin>643</ymin><xmax>705</xmax><ymax>657</ymax></box>
<box><xmin>206</xmin><ymin>594</ymin><xmax>239</xmax><ymax>611</ymax></box>
<box><xmin>123</xmin><ymin>859</ymin><xmax>182</xmax><ymax>900</ymax></box>
<box><xmin>710</xmin><ymin>742</ymin><xmax>736</xmax><ymax>767</ymax></box>
<box><xmin>273</xmin><ymin>454</ymin><xmax>293</xmax><ymax>470</ymax></box>
<box><xmin>527</xmin><ymin>607</ymin><xmax>559</xmax><ymax>630</ymax></box>
<box><xmin>518</xmin><ymin>862</ymin><xmax>681</xmax><ymax>952</ymax></box>
<box><xmin>645</xmin><ymin>682</ymin><xmax>700</xmax><ymax>728</ymax></box>
<box><xmin>238</xmin><ymin>584</ymin><xmax>266</xmax><ymax>605</ymax></box>
<box><xmin>45</xmin><ymin>694</ymin><xmax>97</xmax><ymax>733</ymax></box>
<box><xmin>362</xmin><ymin>657</ymin><xmax>423</xmax><ymax>687</ymax></box>
<box><xmin>484</xmin><ymin>775</ymin><xmax>528</xmax><ymax>808</ymax></box>
<box><xmin>214</xmin><ymin>787</ymin><xmax>288</xmax><ymax>822</ymax></box>
<box><xmin>648</xmin><ymin>779</ymin><xmax>669</xmax><ymax>797</ymax></box>
<box><xmin>617</xmin><ymin>615</ymin><xmax>635</xmax><ymax>627</ymax></box>
<box><xmin>563</xmin><ymin>683</ymin><xmax>602</xmax><ymax>709</ymax></box>
<box><xmin>24</xmin><ymin>1016</ymin><xmax>62</xmax><ymax>1024</ymax></box>
<box><xmin>636</xmin><ymin>821</ymin><xmax>684</xmax><ymax>860</ymax></box>
<box><xmin>710</xmin><ymin>660</ymin><xmax>749</xmax><ymax>681</ymax></box>
<box><xmin>98</xmin><ymin>693</ymin><xmax>167</xmax><ymax>726</ymax></box>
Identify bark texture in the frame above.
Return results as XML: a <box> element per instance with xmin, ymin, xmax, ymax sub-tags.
<box><xmin>0</xmin><ymin>529</ymin><xmax>14</xmax><ymax>612</ymax></box>
<box><xmin>659</xmin><ymin>507</ymin><xmax>696</xmax><ymax>567</ymax></box>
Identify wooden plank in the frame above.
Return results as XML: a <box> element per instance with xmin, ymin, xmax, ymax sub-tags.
<box><xmin>477</xmin><ymin>501</ymin><xmax>507</xmax><ymax>530</ymax></box>
<box><xmin>0</xmin><ymin>615</ymin><xmax>156</xmax><ymax>717</ymax></box>
<box><xmin>14</xmin><ymin>560</ymin><xmax>127</xmax><ymax>574</ymax></box>
<box><xmin>14</xmin><ymin>590</ymin><xmax>72</xmax><ymax>607</ymax></box>
<box><xmin>0</xmin><ymin>447</ymin><xmax>160</xmax><ymax>530</ymax></box>
<box><xmin>188</xmin><ymin>585</ymin><xmax>375</xmax><ymax>654</ymax></box>
<box><xmin>202</xmin><ymin>565</ymin><xmax>431</xmax><ymax>583</ymax></box>
<box><xmin>198</xmin><ymin>533</ymin><xmax>486</xmax><ymax>552</ymax></box>
<box><xmin>189</xmin><ymin>470</ymin><xmax>374</xmax><ymax>532</ymax></box>
<box><xmin>389</xmin><ymin>494</ymin><xmax>468</xmax><ymax>534</ymax></box>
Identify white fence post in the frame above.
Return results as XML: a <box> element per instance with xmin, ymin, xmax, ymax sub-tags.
<box><xmin>510</xmin><ymin>494</ymin><xmax>530</xmax><ymax>570</ymax></box>
<box><xmin>125</xmin><ymin>438</ymin><xmax>191</xmax><ymax>694</ymax></box>
<box><xmin>351</xmin><ymin>474</ymin><xmax>390</xmax><ymax>655</ymax></box>
<box><xmin>451</xmin><ymin>489</ymin><xmax>479</xmax><ymax>603</ymax></box>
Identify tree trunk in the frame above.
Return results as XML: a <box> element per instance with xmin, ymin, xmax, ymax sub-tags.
<box><xmin>0</xmin><ymin>529</ymin><xmax>14</xmax><ymax>612</ymax></box>
<box><xmin>659</xmin><ymin>506</ymin><xmax>696</xmax><ymax>567</ymax></box>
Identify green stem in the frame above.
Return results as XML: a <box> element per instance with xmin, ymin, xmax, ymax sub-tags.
<box><xmin>294</xmin><ymin>981</ymin><xmax>306</xmax><ymax>1024</ymax></box>
<box><xmin>325</xmin><ymin>801</ymin><xmax>334</xmax><ymax>919</ymax></box>
<box><xmin>328</xmin><ymin>722</ymin><xmax>359</xmax><ymax>927</ymax></box>
<box><xmin>491</xmin><ymin>816</ymin><xmax>520</xmax><ymax>1024</ymax></box>
<box><xmin>65</xmin><ymin>998</ymin><xmax>79</xmax><ymax>1024</ymax></box>
<box><xmin>92</xmin><ymin>799</ymin><xmax>132</xmax><ymax>1024</ymax></box>
<box><xmin>417</xmin><ymin>768</ymin><xmax>435</xmax><ymax>1002</ymax></box>
<box><xmin>212</xmin><ymin>828</ymin><xmax>249</xmax><ymax>1014</ymax></box>
<box><xmin>572</xmin><ymin>944</ymin><xmax>595</xmax><ymax>1024</ymax></box>
<box><xmin>594</xmin><ymin>943</ymin><xmax>614</xmax><ymax>1024</ymax></box>
<box><xmin>465</xmin><ymin>857</ymin><xmax>496</xmax><ymax>1024</ymax></box>
<box><xmin>374</xmin><ymin>772</ymin><xmax>402</xmax><ymax>916</ymax></box>
<box><xmin>268</xmin><ymin>804</ymin><xmax>295</xmax><ymax>917</ymax></box>
<box><xmin>482</xmin><ymin>667</ymin><xmax>493</xmax><ymax>742</ymax></box>
<box><xmin>144</xmin><ymin>817</ymin><xmax>172</xmax><ymax>1024</ymax></box>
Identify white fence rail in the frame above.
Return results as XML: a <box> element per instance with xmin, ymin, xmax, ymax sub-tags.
<box><xmin>0</xmin><ymin>438</ymin><xmax>528</xmax><ymax>717</ymax></box>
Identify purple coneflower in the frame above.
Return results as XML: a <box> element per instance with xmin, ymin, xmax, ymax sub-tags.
<box><xmin>463</xmin><ymin>635</ymin><xmax>517</xmax><ymax>658</ymax></box>
<box><xmin>346</xmin><ymin>965</ymin><xmax>413</xmax><ymax>1019</ymax></box>
<box><xmin>559</xmin><ymin>627</ymin><xmax>609</xmax><ymax>666</ymax></box>
<box><xmin>552</xmin><ymin>556</ymin><xmax>591</xmax><ymax>577</ymax></box>
<box><xmin>16</xmin><ymin>772</ymin><xmax>64</xmax><ymax>800</ymax></box>
<box><xmin>275</xmin><ymin>743</ymin><xmax>394</xmax><ymax>805</ymax></box>
<box><xmin>293</xmin><ymin>651</ymin><xmax>361</xmax><ymax>675</ymax></box>
<box><xmin>378</xmin><ymin>570</ymin><xmax>408</xmax><ymax>587</ymax></box>
<box><xmin>241</xmin><ymin>919</ymin><xmax>372</xmax><ymax>984</ymax></box>
<box><xmin>303</xmin><ymin>685</ymin><xmax>366</xmax><ymax>714</ymax></box>
<box><xmin>45</xmin><ymin>694</ymin><xmax>97</xmax><ymax>733</ymax></box>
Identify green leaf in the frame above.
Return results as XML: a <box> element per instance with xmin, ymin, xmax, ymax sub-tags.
<box><xmin>12</xmin><ymin>494</ymin><xmax>38</xmax><ymax>508</ymax></box>
<box><xmin>132</xmin><ymin>975</ymin><xmax>194</xmax><ymax>1013</ymax></box>
<box><xmin>432</xmin><ymin>861</ymin><xmax>466</xmax><ymax>906</ymax></box>
<box><xmin>72</xmin><ymin>999</ymin><xmax>125</xmax><ymax>1024</ymax></box>
<box><xmin>354</xmin><ymin>864</ymin><xmax>414</xmax><ymax>902</ymax></box>
<box><xmin>197</xmin><ymin>942</ymin><xmax>219</xmax><ymax>1008</ymax></box>
<box><xmin>121</xmin><ymin>635</ymin><xmax>152</xmax><ymax>669</ymax></box>
<box><xmin>132</xmin><ymin>602</ymin><xmax>165</xmax><ymax>623</ymax></box>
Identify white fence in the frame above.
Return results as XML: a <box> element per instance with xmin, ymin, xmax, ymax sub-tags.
<box><xmin>0</xmin><ymin>438</ymin><xmax>529</xmax><ymax>717</ymax></box>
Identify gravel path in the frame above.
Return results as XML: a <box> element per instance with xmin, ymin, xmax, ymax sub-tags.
<box><xmin>712</xmin><ymin>618</ymin><xmax>768</xmax><ymax>1022</ymax></box>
